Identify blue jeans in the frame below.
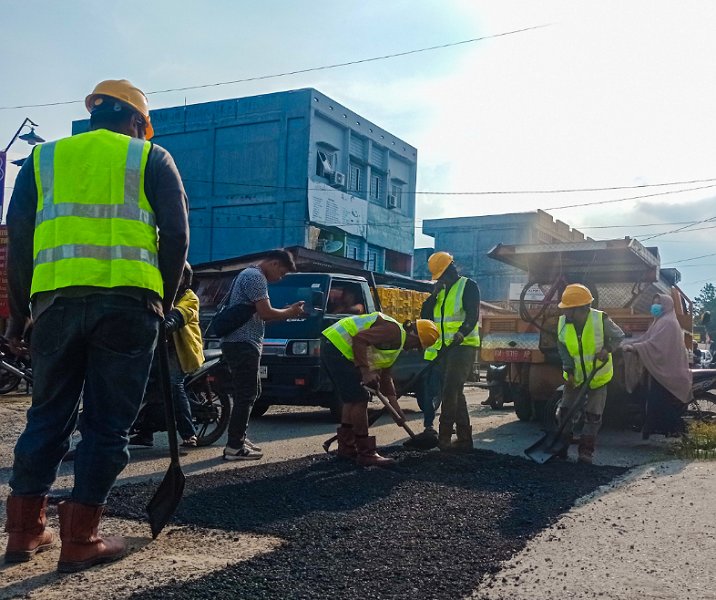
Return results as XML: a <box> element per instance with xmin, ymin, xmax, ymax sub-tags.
<box><xmin>10</xmin><ymin>294</ymin><xmax>159</xmax><ymax>505</ymax></box>
<box><xmin>417</xmin><ymin>364</ymin><xmax>442</xmax><ymax>429</ymax></box>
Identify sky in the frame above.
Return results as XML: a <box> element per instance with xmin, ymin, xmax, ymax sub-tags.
<box><xmin>2</xmin><ymin>0</ymin><xmax>716</xmax><ymax>300</ymax></box>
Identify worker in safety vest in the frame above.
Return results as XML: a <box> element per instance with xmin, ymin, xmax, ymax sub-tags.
<box><xmin>4</xmin><ymin>79</ymin><xmax>188</xmax><ymax>572</ymax></box>
<box><xmin>322</xmin><ymin>313</ymin><xmax>439</xmax><ymax>467</ymax></box>
<box><xmin>424</xmin><ymin>252</ymin><xmax>480</xmax><ymax>452</ymax></box>
<box><xmin>557</xmin><ymin>284</ymin><xmax>624</xmax><ymax>464</ymax></box>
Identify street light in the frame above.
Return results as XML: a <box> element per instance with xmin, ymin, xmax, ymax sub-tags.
<box><xmin>1</xmin><ymin>117</ymin><xmax>44</xmax><ymax>222</ymax></box>
<box><xmin>4</xmin><ymin>117</ymin><xmax>45</xmax><ymax>153</ymax></box>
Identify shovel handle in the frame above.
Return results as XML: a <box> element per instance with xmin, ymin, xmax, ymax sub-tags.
<box><xmin>157</xmin><ymin>322</ymin><xmax>181</xmax><ymax>465</ymax></box>
<box><xmin>363</xmin><ymin>385</ymin><xmax>417</xmax><ymax>439</ymax></box>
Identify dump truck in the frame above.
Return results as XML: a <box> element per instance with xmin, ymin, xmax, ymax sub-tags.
<box><xmin>479</xmin><ymin>237</ymin><xmax>693</xmax><ymax>428</ymax></box>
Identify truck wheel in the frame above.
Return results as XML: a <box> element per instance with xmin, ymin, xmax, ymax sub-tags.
<box><xmin>487</xmin><ymin>386</ymin><xmax>505</xmax><ymax>409</ymax></box>
<box><xmin>251</xmin><ymin>402</ymin><xmax>270</xmax><ymax>418</ymax></box>
<box><xmin>514</xmin><ymin>393</ymin><xmax>533</xmax><ymax>422</ymax></box>
<box><xmin>542</xmin><ymin>390</ymin><xmax>562</xmax><ymax>431</ymax></box>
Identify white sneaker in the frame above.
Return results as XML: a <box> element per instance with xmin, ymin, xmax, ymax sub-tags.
<box><xmin>223</xmin><ymin>445</ymin><xmax>263</xmax><ymax>461</ymax></box>
<box><xmin>244</xmin><ymin>438</ymin><xmax>262</xmax><ymax>452</ymax></box>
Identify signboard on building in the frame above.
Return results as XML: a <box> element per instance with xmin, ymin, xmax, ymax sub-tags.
<box><xmin>509</xmin><ymin>282</ymin><xmax>544</xmax><ymax>301</ymax></box>
<box><xmin>0</xmin><ymin>225</ymin><xmax>8</xmax><ymax>318</ymax></box>
<box><xmin>308</xmin><ymin>181</ymin><xmax>368</xmax><ymax>238</ymax></box>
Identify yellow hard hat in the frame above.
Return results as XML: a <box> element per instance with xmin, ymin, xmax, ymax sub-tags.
<box><xmin>415</xmin><ymin>319</ymin><xmax>440</xmax><ymax>349</ymax></box>
<box><xmin>558</xmin><ymin>284</ymin><xmax>594</xmax><ymax>309</ymax></box>
<box><xmin>428</xmin><ymin>251</ymin><xmax>454</xmax><ymax>280</ymax></box>
<box><xmin>85</xmin><ymin>79</ymin><xmax>154</xmax><ymax>139</ymax></box>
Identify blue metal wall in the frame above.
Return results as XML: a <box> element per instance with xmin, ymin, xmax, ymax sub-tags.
<box><xmin>423</xmin><ymin>214</ymin><xmax>537</xmax><ymax>301</ymax></box>
<box><xmin>73</xmin><ymin>88</ymin><xmax>418</xmax><ymax>271</ymax></box>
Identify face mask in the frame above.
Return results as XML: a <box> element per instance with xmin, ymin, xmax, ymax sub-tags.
<box><xmin>650</xmin><ymin>304</ymin><xmax>663</xmax><ymax>317</ymax></box>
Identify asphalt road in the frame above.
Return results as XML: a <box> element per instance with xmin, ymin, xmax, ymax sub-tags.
<box><xmin>0</xmin><ymin>386</ymin><xmax>694</xmax><ymax>600</ymax></box>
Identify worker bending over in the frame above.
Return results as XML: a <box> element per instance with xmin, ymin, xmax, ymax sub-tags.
<box><xmin>323</xmin><ymin>313</ymin><xmax>439</xmax><ymax>467</ymax></box>
<box><xmin>557</xmin><ymin>284</ymin><xmax>624</xmax><ymax>464</ymax></box>
<box><xmin>424</xmin><ymin>252</ymin><xmax>480</xmax><ymax>452</ymax></box>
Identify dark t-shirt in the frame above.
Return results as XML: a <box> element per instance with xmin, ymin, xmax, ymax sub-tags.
<box><xmin>6</xmin><ymin>131</ymin><xmax>189</xmax><ymax>337</ymax></box>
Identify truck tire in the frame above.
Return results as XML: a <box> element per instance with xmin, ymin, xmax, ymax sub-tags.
<box><xmin>514</xmin><ymin>392</ymin><xmax>533</xmax><ymax>422</ymax></box>
<box><xmin>541</xmin><ymin>390</ymin><xmax>562</xmax><ymax>431</ymax></box>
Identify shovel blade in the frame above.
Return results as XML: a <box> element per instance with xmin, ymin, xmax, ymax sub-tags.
<box><xmin>146</xmin><ymin>463</ymin><xmax>186</xmax><ymax>539</ymax></box>
<box><xmin>524</xmin><ymin>432</ymin><xmax>569</xmax><ymax>464</ymax></box>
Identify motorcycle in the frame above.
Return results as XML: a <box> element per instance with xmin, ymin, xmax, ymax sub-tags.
<box><xmin>0</xmin><ymin>335</ymin><xmax>33</xmax><ymax>395</ymax></box>
<box><xmin>129</xmin><ymin>347</ymin><xmax>233</xmax><ymax>447</ymax></box>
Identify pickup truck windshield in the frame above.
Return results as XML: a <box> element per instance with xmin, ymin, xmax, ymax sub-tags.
<box><xmin>265</xmin><ymin>274</ymin><xmax>330</xmax><ymax>339</ymax></box>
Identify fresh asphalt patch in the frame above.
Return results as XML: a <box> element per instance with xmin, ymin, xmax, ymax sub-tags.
<box><xmin>107</xmin><ymin>449</ymin><xmax>626</xmax><ymax>600</ymax></box>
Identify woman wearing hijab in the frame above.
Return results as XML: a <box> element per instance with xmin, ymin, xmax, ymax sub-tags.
<box><xmin>622</xmin><ymin>293</ymin><xmax>692</xmax><ymax>438</ymax></box>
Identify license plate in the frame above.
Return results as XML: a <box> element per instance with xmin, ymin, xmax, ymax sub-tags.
<box><xmin>493</xmin><ymin>348</ymin><xmax>532</xmax><ymax>362</ymax></box>
<box><xmin>259</xmin><ymin>366</ymin><xmax>268</xmax><ymax>379</ymax></box>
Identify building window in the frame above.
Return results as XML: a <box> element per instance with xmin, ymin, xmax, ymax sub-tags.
<box><xmin>390</xmin><ymin>184</ymin><xmax>403</xmax><ymax>208</ymax></box>
<box><xmin>316</xmin><ymin>150</ymin><xmax>337</xmax><ymax>177</ymax></box>
<box><xmin>370</xmin><ymin>174</ymin><xmax>382</xmax><ymax>201</ymax></box>
<box><xmin>349</xmin><ymin>165</ymin><xmax>362</xmax><ymax>192</ymax></box>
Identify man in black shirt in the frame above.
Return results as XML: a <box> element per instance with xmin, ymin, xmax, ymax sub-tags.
<box><xmin>424</xmin><ymin>252</ymin><xmax>480</xmax><ymax>452</ymax></box>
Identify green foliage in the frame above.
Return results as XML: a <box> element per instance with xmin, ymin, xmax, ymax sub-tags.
<box><xmin>675</xmin><ymin>421</ymin><xmax>716</xmax><ymax>460</ymax></box>
<box><xmin>694</xmin><ymin>283</ymin><xmax>716</xmax><ymax>337</ymax></box>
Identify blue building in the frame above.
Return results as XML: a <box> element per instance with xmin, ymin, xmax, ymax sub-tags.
<box><xmin>74</xmin><ymin>88</ymin><xmax>417</xmax><ymax>274</ymax></box>
<box><xmin>417</xmin><ymin>210</ymin><xmax>588</xmax><ymax>301</ymax></box>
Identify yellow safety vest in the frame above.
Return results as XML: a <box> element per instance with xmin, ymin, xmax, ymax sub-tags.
<box><xmin>322</xmin><ymin>312</ymin><xmax>406</xmax><ymax>370</ymax></box>
<box><xmin>424</xmin><ymin>276</ymin><xmax>480</xmax><ymax>361</ymax></box>
<box><xmin>31</xmin><ymin>129</ymin><xmax>163</xmax><ymax>298</ymax></box>
<box><xmin>557</xmin><ymin>309</ymin><xmax>614</xmax><ymax>389</ymax></box>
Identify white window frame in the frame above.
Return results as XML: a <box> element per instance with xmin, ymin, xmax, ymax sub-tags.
<box><xmin>390</xmin><ymin>184</ymin><xmax>403</xmax><ymax>208</ymax></box>
<box><xmin>370</xmin><ymin>174</ymin><xmax>382</xmax><ymax>200</ymax></box>
<box><xmin>349</xmin><ymin>164</ymin><xmax>362</xmax><ymax>192</ymax></box>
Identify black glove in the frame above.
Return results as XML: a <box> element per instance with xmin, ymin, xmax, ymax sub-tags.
<box><xmin>163</xmin><ymin>310</ymin><xmax>185</xmax><ymax>333</ymax></box>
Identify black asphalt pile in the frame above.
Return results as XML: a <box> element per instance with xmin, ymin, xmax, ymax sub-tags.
<box><xmin>108</xmin><ymin>450</ymin><xmax>625</xmax><ymax>600</ymax></box>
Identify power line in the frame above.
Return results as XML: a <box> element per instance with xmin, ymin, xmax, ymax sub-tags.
<box><xmin>544</xmin><ymin>183</ymin><xmax>716</xmax><ymax>211</ymax></box>
<box><xmin>0</xmin><ymin>25</ymin><xmax>550</xmax><ymax>111</ymax></box>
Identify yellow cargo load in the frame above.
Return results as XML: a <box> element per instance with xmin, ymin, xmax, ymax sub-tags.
<box><xmin>376</xmin><ymin>286</ymin><xmax>430</xmax><ymax>323</ymax></box>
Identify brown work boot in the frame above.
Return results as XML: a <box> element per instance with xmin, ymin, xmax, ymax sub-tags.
<box><xmin>577</xmin><ymin>435</ymin><xmax>596</xmax><ymax>464</ymax></box>
<box><xmin>4</xmin><ymin>495</ymin><xmax>55</xmax><ymax>563</ymax></box>
<box><xmin>335</xmin><ymin>425</ymin><xmax>357</xmax><ymax>460</ymax></box>
<box><xmin>57</xmin><ymin>501</ymin><xmax>127</xmax><ymax>573</ymax></box>
<box><xmin>438</xmin><ymin>423</ymin><xmax>453</xmax><ymax>451</ymax></box>
<box><xmin>355</xmin><ymin>435</ymin><xmax>394</xmax><ymax>468</ymax></box>
<box><xmin>452</xmin><ymin>424</ymin><xmax>474</xmax><ymax>452</ymax></box>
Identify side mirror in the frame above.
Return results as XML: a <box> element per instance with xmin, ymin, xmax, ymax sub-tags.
<box><xmin>311</xmin><ymin>291</ymin><xmax>325</xmax><ymax>312</ymax></box>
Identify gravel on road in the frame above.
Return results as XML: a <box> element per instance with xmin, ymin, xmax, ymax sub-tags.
<box><xmin>103</xmin><ymin>448</ymin><xmax>625</xmax><ymax>600</ymax></box>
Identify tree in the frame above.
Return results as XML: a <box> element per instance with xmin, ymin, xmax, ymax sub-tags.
<box><xmin>694</xmin><ymin>283</ymin><xmax>716</xmax><ymax>341</ymax></box>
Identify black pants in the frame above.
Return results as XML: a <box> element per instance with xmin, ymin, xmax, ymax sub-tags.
<box><xmin>643</xmin><ymin>376</ymin><xmax>686</xmax><ymax>436</ymax></box>
<box><xmin>438</xmin><ymin>345</ymin><xmax>477</xmax><ymax>428</ymax></box>
<box><xmin>222</xmin><ymin>342</ymin><xmax>261</xmax><ymax>448</ymax></box>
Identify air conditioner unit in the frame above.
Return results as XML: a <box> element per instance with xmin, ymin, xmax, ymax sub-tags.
<box><xmin>387</xmin><ymin>194</ymin><xmax>398</xmax><ymax>209</ymax></box>
<box><xmin>330</xmin><ymin>171</ymin><xmax>346</xmax><ymax>188</ymax></box>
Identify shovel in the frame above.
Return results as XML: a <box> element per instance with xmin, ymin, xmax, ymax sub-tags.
<box><xmin>524</xmin><ymin>361</ymin><xmax>606</xmax><ymax>464</ymax></box>
<box><xmin>362</xmin><ymin>385</ymin><xmax>437</xmax><ymax>449</ymax></box>
<box><xmin>321</xmin><ymin>343</ymin><xmax>457</xmax><ymax>453</ymax></box>
<box><xmin>146</xmin><ymin>323</ymin><xmax>186</xmax><ymax>538</ymax></box>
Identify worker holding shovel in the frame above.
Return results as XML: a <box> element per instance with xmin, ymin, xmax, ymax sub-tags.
<box><xmin>556</xmin><ymin>284</ymin><xmax>624</xmax><ymax>463</ymax></box>
<box><xmin>322</xmin><ymin>314</ymin><xmax>439</xmax><ymax>467</ymax></box>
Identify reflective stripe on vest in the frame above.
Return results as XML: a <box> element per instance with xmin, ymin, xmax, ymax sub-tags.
<box><xmin>322</xmin><ymin>312</ymin><xmax>406</xmax><ymax>370</ymax></box>
<box><xmin>424</xmin><ymin>276</ymin><xmax>480</xmax><ymax>361</ymax></box>
<box><xmin>31</xmin><ymin>130</ymin><xmax>163</xmax><ymax>297</ymax></box>
<box><xmin>557</xmin><ymin>309</ymin><xmax>614</xmax><ymax>388</ymax></box>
